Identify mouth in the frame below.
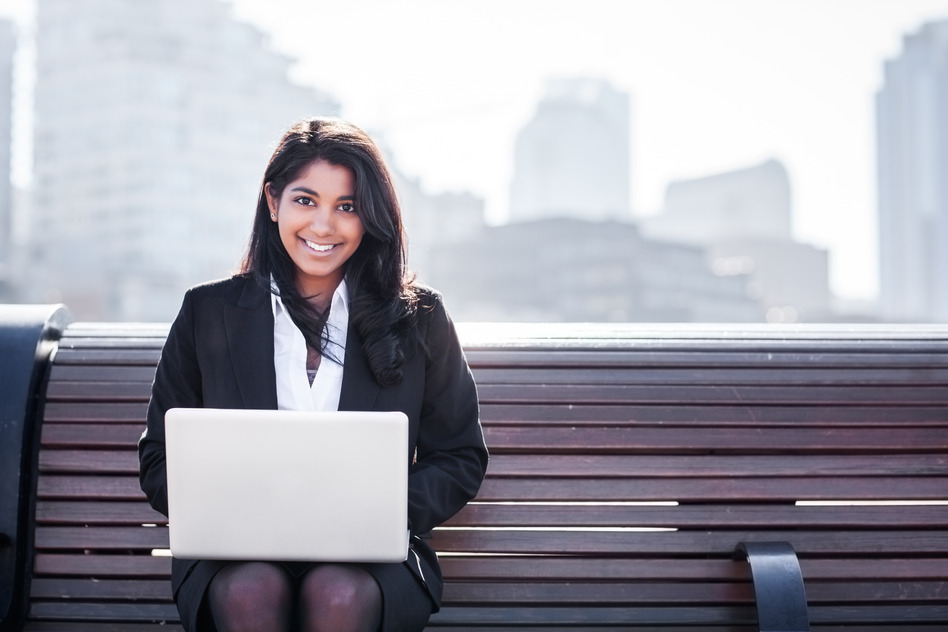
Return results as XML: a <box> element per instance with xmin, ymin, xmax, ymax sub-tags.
<box><xmin>303</xmin><ymin>239</ymin><xmax>337</xmax><ymax>253</ymax></box>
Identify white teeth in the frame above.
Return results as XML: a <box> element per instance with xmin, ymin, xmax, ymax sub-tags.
<box><xmin>305</xmin><ymin>240</ymin><xmax>334</xmax><ymax>252</ymax></box>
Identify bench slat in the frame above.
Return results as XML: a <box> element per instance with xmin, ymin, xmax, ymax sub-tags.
<box><xmin>48</xmin><ymin>370</ymin><xmax>948</xmax><ymax>402</ymax></box>
<box><xmin>441</xmin><ymin>581</ymin><xmax>753</xmax><ymax>603</ymax></box>
<box><xmin>465</xmin><ymin>349</ymin><xmax>948</xmax><ymax>367</ymax></box>
<box><xmin>39</xmin><ymin>450</ymin><xmax>139</xmax><ymax>474</ymax></box>
<box><xmin>35</xmin><ymin>501</ymin><xmax>166</xmax><ymax>525</ymax></box>
<box><xmin>472</xmin><ymin>366</ymin><xmax>948</xmax><ymax>386</ymax></box>
<box><xmin>482</xmin><ymin>426</ymin><xmax>948</xmax><ymax>453</ymax></box>
<box><xmin>32</xmin><ymin>554</ymin><xmax>170</xmax><ymax>578</ymax></box>
<box><xmin>445</xmin><ymin>503</ymin><xmax>948</xmax><ymax>529</ymax></box>
<box><xmin>38</xmin><ymin>421</ymin><xmax>948</xmax><ymax>454</ymax></box>
<box><xmin>69</xmin><ymin>577</ymin><xmax>948</xmax><ymax>608</ymax></box>
<box><xmin>42</xmin><ymin>404</ymin><xmax>147</xmax><ymax>423</ymax></box>
<box><xmin>48</xmin><ymin>364</ymin><xmax>158</xmax><ymax>382</ymax></box>
<box><xmin>427</xmin><ymin>604</ymin><xmax>948</xmax><ymax>627</ymax></box>
<box><xmin>36</xmin><ymin>476</ymin><xmax>146</xmax><ymax>501</ymax></box>
<box><xmin>480</xmin><ymin>403</ymin><xmax>948</xmax><ymax>425</ymax></box>
<box><xmin>31</xmin><ymin>525</ymin><xmax>948</xmax><ymax>557</ymax></box>
<box><xmin>46</xmin><ymin>364</ymin><xmax>948</xmax><ymax>391</ymax></box>
<box><xmin>34</xmin><ymin>472</ymin><xmax>947</xmax><ymax>503</ymax></box>
<box><xmin>807</xmin><ymin>604</ymin><xmax>948</xmax><ymax>624</ymax></box>
<box><xmin>427</xmin><ymin>605</ymin><xmax>756</xmax><ymax>626</ymax></box>
<box><xmin>24</xmin><ymin>624</ymin><xmax>183</xmax><ymax>632</ymax></box>
<box><xmin>428</xmin><ymin>529</ymin><xmax>948</xmax><ymax>556</ymax></box>
<box><xmin>28</xmin><ymin>602</ymin><xmax>178</xmax><ymax>622</ymax></box>
<box><xmin>30</xmin><ymin>578</ymin><xmax>171</xmax><ymax>601</ymax></box>
<box><xmin>436</xmin><ymin>556</ymin><xmax>948</xmax><ymax>581</ymax></box>
<box><xmin>474</xmin><ymin>477</ymin><xmax>948</xmax><ymax>501</ymax></box>
<box><xmin>484</xmin><ymin>454</ymin><xmax>948</xmax><ymax>477</ymax></box>
<box><xmin>44</xmin><ymin>381</ymin><xmax>152</xmax><ymax>401</ymax></box>
<box><xmin>35</xmin><ymin>499</ymin><xmax>948</xmax><ymax>530</ymax></box>
<box><xmin>441</xmin><ymin>579</ymin><xmax>948</xmax><ymax>604</ymax></box>
<box><xmin>42</xmin><ymin>400</ymin><xmax>948</xmax><ymax>428</ymax></box>
<box><xmin>51</xmin><ymin>348</ymin><xmax>162</xmax><ymax>365</ymax></box>
<box><xmin>37</xmin><ymin>451</ymin><xmax>948</xmax><ymax>478</ymax></box>
<box><xmin>476</xmin><ymin>383</ymin><xmax>948</xmax><ymax>405</ymax></box>
<box><xmin>34</xmin><ymin>526</ymin><xmax>168</xmax><ymax>550</ymax></box>
<box><xmin>41</xmin><ymin>424</ymin><xmax>144</xmax><ymax>446</ymax></box>
<box><xmin>807</xmin><ymin>580</ymin><xmax>948</xmax><ymax>602</ymax></box>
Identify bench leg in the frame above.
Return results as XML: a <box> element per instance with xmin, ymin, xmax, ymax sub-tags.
<box><xmin>734</xmin><ymin>541</ymin><xmax>810</xmax><ymax>632</ymax></box>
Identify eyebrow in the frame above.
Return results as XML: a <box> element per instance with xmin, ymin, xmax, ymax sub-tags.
<box><xmin>289</xmin><ymin>186</ymin><xmax>354</xmax><ymax>201</ymax></box>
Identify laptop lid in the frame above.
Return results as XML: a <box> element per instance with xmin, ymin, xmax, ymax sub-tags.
<box><xmin>164</xmin><ymin>408</ymin><xmax>410</xmax><ymax>563</ymax></box>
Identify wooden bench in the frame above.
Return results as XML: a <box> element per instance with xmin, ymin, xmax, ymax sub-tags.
<box><xmin>2</xmin><ymin>307</ymin><xmax>947</xmax><ymax>631</ymax></box>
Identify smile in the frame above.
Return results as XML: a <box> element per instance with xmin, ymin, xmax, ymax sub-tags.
<box><xmin>304</xmin><ymin>239</ymin><xmax>336</xmax><ymax>253</ymax></box>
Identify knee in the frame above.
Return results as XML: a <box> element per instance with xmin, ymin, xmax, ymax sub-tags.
<box><xmin>209</xmin><ymin>562</ymin><xmax>293</xmax><ymax>622</ymax></box>
<box><xmin>300</xmin><ymin>564</ymin><xmax>381</xmax><ymax>630</ymax></box>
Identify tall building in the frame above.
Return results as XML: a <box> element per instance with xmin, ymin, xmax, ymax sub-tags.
<box><xmin>0</xmin><ymin>20</ymin><xmax>14</xmax><ymax>300</ymax></box>
<box><xmin>644</xmin><ymin>160</ymin><xmax>832</xmax><ymax>322</ymax></box>
<box><xmin>877</xmin><ymin>19</ymin><xmax>948</xmax><ymax>322</ymax></box>
<box><xmin>29</xmin><ymin>0</ymin><xmax>338</xmax><ymax>320</ymax></box>
<box><xmin>509</xmin><ymin>77</ymin><xmax>631</xmax><ymax>223</ymax></box>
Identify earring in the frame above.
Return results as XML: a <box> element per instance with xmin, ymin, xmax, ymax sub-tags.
<box><xmin>270</xmin><ymin>213</ymin><xmax>276</xmax><ymax>221</ymax></box>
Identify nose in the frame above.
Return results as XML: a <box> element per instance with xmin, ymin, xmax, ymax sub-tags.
<box><xmin>309</xmin><ymin>206</ymin><xmax>334</xmax><ymax>236</ymax></box>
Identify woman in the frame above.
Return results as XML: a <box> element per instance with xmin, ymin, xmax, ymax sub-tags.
<box><xmin>139</xmin><ymin>118</ymin><xmax>489</xmax><ymax>632</ymax></box>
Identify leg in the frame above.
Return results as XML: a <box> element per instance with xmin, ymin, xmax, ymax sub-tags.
<box><xmin>207</xmin><ymin>561</ymin><xmax>294</xmax><ymax>632</ymax></box>
<box><xmin>298</xmin><ymin>564</ymin><xmax>382</xmax><ymax>632</ymax></box>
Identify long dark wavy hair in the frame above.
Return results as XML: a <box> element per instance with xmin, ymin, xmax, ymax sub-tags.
<box><xmin>241</xmin><ymin>117</ymin><xmax>418</xmax><ymax>386</ymax></box>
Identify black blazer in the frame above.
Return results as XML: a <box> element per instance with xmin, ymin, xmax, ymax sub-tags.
<box><xmin>139</xmin><ymin>274</ymin><xmax>488</xmax><ymax>608</ymax></box>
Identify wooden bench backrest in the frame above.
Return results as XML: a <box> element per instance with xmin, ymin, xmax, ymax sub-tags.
<box><xmin>26</xmin><ymin>322</ymin><xmax>948</xmax><ymax>631</ymax></box>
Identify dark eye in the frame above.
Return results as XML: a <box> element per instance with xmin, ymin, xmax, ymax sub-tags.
<box><xmin>294</xmin><ymin>196</ymin><xmax>316</xmax><ymax>207</ymax></box>
<box><xmin>339</xmin><ymin>203</ymin><xmax>356</xmax><ymax>213</ymax></box>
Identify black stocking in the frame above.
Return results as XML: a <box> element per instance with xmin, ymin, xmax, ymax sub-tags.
<box><xmin>208</xmin><ymin>562</ymin><xmax>294</xmax><ymax>632</ymax></box>
<box><xmin>298</xmin><ymin>564</ymin><xmax>382</xmax><ymax>632</ymax></box>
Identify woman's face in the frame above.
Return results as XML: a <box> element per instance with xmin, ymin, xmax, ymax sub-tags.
<box><xmin>266</xmin><ymin>159</ymin><xmax>365</xmax><ymax>298</ymax></box>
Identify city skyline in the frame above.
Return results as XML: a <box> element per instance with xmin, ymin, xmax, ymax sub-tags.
<box><xmin>230</xmin><ymin>0</ymin><xmax>948</xmax><ymax>306</ymax></box>
<box><xmin>1</xmin><ymin>0</ymin><xmax>948</xmax><ymax>307</ymax></box>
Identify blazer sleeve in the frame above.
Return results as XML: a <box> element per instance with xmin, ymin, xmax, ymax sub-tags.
<box><xmin>138</xmin><ymin>289</ymin><xmax>204</xmax><ymax>517</ymax></box>
<box><xmin>408</xmin><ymin>293</ymin><xmax>489</xmax><ymax>535</ymax></box>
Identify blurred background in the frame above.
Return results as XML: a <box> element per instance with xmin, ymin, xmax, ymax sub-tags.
<box><xmin>0</xmin><ymin>0</ymin><xmax>946</xmax><ymax>323</ymax></box>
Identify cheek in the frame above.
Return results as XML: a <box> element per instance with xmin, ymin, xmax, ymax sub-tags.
<box><xmin>276</xmin><ymin>217</ymin><xmax>296</xmax><ymax>249</ymax></box>
<box><xmin>348</xmin><ymin>216</ymin><xmax>366</xmax><ymax>242</ymax></box>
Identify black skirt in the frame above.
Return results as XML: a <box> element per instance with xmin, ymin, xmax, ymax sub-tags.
<box><xmin>174</xmin><ymin>558</ymin><xmax>434</xmax><ymax>632</ymax></box>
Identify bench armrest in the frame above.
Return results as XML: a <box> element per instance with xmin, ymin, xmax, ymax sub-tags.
<box><xmin>734</xmin><ymin>541</ymin><xmax>810</xmax><ymax>632</ymax></box>
<box><xmin>0</xmin><ymin>305</ymin><xmax>73</xmax><ymax>632</ymax></box>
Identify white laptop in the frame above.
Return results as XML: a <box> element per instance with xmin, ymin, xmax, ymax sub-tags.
<box><xmin>164</xmin><ymin>408</ymin><xmax>410</xmax><ymax>563</ymax></box>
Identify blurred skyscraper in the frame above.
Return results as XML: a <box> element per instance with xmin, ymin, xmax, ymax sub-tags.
<box><xmin>509</xmin><ymin>77</ymin><xmax>631</xmax><ymax>223</ymax></box>
<box><xmin>0</xmin><ymin>20</ymin><xmax>14</xmax><ymax>300</ymax></box>
<box><xmin>424</xmin><ymin>77</ymin><xmax>765</xmax><ymax>323</ymax></box>
<box><xmin>28</xmin><ymin>0</ymin><xmax>338</xmax><ymax>320</ymax></box>
<box><xmin>877</xmin><ymin>19</ymin><xmax>948</xmax><ymax>323</ymax></box>
<box><xmin>423</xmin><ymin>217</ymin><xmax>763</xmax><ymax>322</ymax></box>
<box><xmin>644</xmin><ymin>159</ymin><xmax>832</xmax><ymax>322</ymax></box>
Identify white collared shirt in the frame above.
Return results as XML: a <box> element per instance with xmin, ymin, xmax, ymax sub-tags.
<box><xmin>271</xmin><ymin>280</ymin><xmax>349</xmax><ymax>412</ymax></box>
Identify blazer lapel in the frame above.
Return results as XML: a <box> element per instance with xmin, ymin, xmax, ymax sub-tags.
<box><xmin>339</xmin><ymin>323</ymin><xmax>381</xmax><ymax>411</ymax></box>
<box><xmin>223</xmin><ymin>279</ymin><xmax>278</xmax><ymax>409</ymax></box>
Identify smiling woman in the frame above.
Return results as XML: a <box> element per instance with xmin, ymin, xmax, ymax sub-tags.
<box><xmin>137</xmin><ymin>117</ymin><xmax>489</xmax><ymax>632</ymax></box>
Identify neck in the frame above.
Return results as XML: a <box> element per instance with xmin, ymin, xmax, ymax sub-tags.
<box><xmin>296</xmin><ymin>273</ymin><xmax>344</xmax><ymax>310</ymax></box>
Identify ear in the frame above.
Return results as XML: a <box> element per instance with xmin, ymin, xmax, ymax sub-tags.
<box><xmin>264</xmin><ymin>183</ymin><xmax>279</xmax><ymax>220</ymax></box>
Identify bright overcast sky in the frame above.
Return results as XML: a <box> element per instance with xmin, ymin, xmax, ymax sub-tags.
<box><xmin>3</xmin><ymin>0</ymin><xmax>948</xmax><ymax>302</ymax></box>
